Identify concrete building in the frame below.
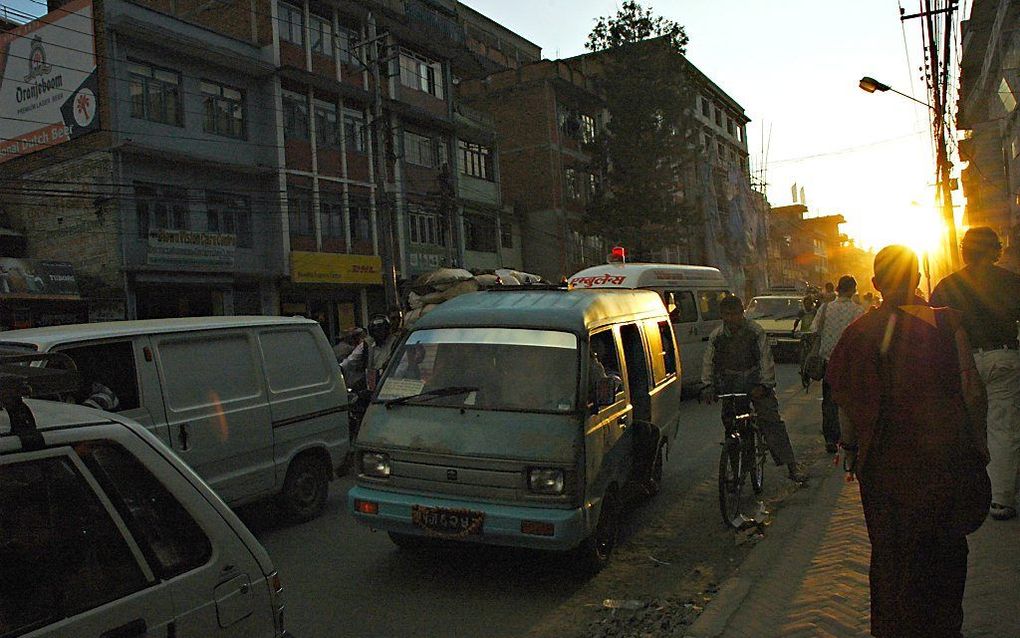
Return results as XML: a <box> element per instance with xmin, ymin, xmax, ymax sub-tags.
<box><xmin>767</xmin><ymin>204</ymin><xmax>847</xmax><ymax>288</ymax></box>
<box><xmin>958</xmin><ymin>0</ymin><xmax>1020</xmax><ymax>269</ymax></box>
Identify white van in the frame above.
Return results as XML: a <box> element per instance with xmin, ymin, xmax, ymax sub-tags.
<box><xmin>1</xmin><ymin>357</ymin><xmax>292</xmax><ymax>637</ymax></box>
<box><xmin>568</xmin><ymin>264</ymin><xmax>732</xmax><ymax>387</ymax></box>
<box><xmin>0</xmin><ymin>316</ymin><xmax>348</xmax><ymax>521</ymax></box>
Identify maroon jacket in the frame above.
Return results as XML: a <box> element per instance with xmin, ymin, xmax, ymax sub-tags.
<box><xmin>826</xmin><ymin>298</ymin><xmax>968</xmax><ymax>504</ymax></box>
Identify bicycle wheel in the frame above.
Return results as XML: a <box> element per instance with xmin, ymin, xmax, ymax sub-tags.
<box><xmin>718</xmin><ymin>438</ymin><xmax>743</xmax><ymax>527</ymax></box>
<box><xmin>750</xmin><ymin>429</ymin><xmax>767</xmax><ymax>494</ymax></box>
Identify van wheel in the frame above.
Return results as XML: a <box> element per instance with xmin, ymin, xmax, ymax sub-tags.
<box><xmin>280</xmin><ymin>455</ymin><xmax>329</xmax><ymax>522</ymax></box>
<box><xmin>575</xmin><ymin>489</ymin><xmax>620</xmax><ymax>574</ymax></box>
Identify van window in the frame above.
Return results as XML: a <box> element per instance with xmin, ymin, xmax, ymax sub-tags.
<box><xmin>0</xmin><ymin>455</ymin><xmax>148</xmax><ymax>633</ymax></box>
<box><xmin>643</xmin><ymin>322</ymin><xmax>667</xmax><ymax>384</ymax></box>
<box><xmin>698</xmin><ymin>290</ymin><xmax>730</xmax><ymax>321</ymax></box>
<box><xmin>658</xmin><ymin>320</ymin><xmax>677</xmax><ymax>376</ymax></box>
<box><xmin>56</xmin><ymin>341</ymin><xmax>141</xmax><ymax>411</ymax></box>
<box><xmin>260</xmin><ymin>329</ymin><xmax>331</xmax><ymax>392</ymax></box>
<box><xmin>77</xmin><ymin>441</ymin><xmax>212</xmax><ymax>579</ymax></box>
<box><xmin>668</xmin><ymin>291</ymin><xmax>698</xmax><ymax>323</ymax></box>
<box><xmin>159</xmin><ymin>334</ymin><xmax>260</xmax><ymax>409</ymax></box>
<box><xmin>589</xmin><ymin>329</ymin><xmax>624</xmax><ymax>404</ymax></box>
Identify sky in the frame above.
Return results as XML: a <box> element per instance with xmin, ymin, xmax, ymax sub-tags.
<box><xmin>2</xmin><ymin>0</ymin><xmax>960</xmax><ymax>254</ymax></box>
<box><xmin>460</xmin><ymin>0</ymin><xmax>960</xmax><ymax>255</ymax></box>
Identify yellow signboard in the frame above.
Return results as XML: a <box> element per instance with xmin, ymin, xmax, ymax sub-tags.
<box><xmin>290</xmin><ymin>251</ymin><xmax>383</xmax><ymax>285</ymax></box>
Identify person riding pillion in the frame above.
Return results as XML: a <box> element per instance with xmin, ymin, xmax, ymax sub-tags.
<box><xmin>341</xmin><ymin>313</ymin><xmax>400</xmax><ymax>393</ymax></box>
<box><xmin>701</xmin><ymin>295</ymin><xmax>808</xmax><ymax>483</ymax></box>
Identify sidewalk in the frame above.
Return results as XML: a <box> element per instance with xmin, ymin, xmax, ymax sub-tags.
<box><xmin>684</xmin><ymin>459</ymin><xmax>1020</xmax><ymax>638</ymax></box>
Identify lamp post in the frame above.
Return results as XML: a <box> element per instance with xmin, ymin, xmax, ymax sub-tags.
<box><xmin>858</xmin><ymin>75</ymin><xmax>960</xmax><ymax>272</ymax></box>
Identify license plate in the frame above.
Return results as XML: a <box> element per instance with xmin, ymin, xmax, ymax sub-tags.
<box><xmin>411</xmin><ymin>505</ymin><xmax>484</xmax><ymax>537</ymax></box>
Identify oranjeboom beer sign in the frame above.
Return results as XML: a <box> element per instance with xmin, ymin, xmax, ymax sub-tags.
<box><xmin>0</xmin><ymin>0</ymin><xmax>99</xmax><ymax>163</ymax></box>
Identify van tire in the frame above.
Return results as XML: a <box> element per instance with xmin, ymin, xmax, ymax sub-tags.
<box><xmin>280</xmin><ymin>454</ymin><xmax>329</xmax><ymax>522</ymax></box>
<box><xmin>575</xmin><ymin>488</ymin><xmax>620</xmax><ymax>574</ymax></box>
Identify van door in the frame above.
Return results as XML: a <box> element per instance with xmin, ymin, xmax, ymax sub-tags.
<box><xmin>52</xmin><ymin>338</ymin><xmax>170</xmax><ymax>444</ymax></box>
<box><xmin>642</xmin><ymin>319</ymin><xmax>681</xmax><ymax>442</ymax></box>
<box><xmin>256</xmin><ymin>326</ymin><xmax>346</xmax><ymax>483</ymax></box>
<box><xmin>665</xmin><ymin>289</ymin><xmax>703</xmax><ymax>385</ymax></box>
<box><xmin>0</xmin><ymin>448</ymin><xmax>175</xmax><ymax>638</ymax></box>
<box><xmin>586</xmin><ymin>328</ymin><xmax>632</xmax><ymax>502</ymax></box>
<box><xmin>152</xmin><ymin>329</ymin><xmax>275</xmax><ymax>503</ymax></box>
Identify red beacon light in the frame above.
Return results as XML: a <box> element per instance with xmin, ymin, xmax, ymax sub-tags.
<box><xmin>609</xmin><ymin>246</ymin><xmax>627</xmax><ymax>263</ymax></box>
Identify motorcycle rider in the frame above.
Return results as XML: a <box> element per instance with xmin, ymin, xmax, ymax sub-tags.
<box><xmin>341</xmin><ymin>312</ymin><xmax>401</xmax><ymax>440</ymax></box>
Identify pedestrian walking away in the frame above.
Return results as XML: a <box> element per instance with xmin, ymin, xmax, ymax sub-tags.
<box><xmin>931</xmin><ymin>226</ymin><xmax>1020</xmax><ymax>522</ymax></box>
<box><xmin>811</xmin><ymin>274</ymin><xmax>865</xmax><ymax>453</ymax></box>
<box><xmin>701</xmin><ymin>295</ymin><xmax>808</xmax><ymax>483</ymax></box>
<box><xmin>827</xmin><ymin>245</ymin><xmax>991</xmax><ymax>638</ymax></box>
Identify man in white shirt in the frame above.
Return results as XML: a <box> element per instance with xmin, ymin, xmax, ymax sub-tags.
<box><xmin>812</xmin><ymin>275</ymin><xmax>866</xmax><ymax>452</ymax></box>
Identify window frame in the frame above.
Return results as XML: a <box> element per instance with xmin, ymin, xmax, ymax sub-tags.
<box><xmin>458</xmin><ymin>140</ymin><xmax>493</xmax><ymax>181</ymax></box>
<box><xmin>128</xmin><ymin>60</ymin><xmax>183</xmax><ymax>127</ymax></box>
<box><xmin>463</xmin><ymin>213</ymin><xmax>497</xmax><ymax>252</ymax></box>
<box><xmin>313</xmin><ymin>100</ymin><xmax>340</xmax><ymax>149</ymax></box>
<box><xmin>200</xmin><ymin>79</ymin><xmax>245</xmax><ymax>139</ymax></box>
<box><xmin>287</xmin><ymin>187</ymin><xmax>314</xmax><ymax>236</ymax></box>
<box><xmin>282</xmin><ymin>90</ymin><xmax>309</xmax><ymax>142</ymax></box>
<box><xmin>309</xmin><ymin>13</ymin><xmax>332</xmax><ymax>57</ymax></box>
<box><xmin>135</xmin><ymin>182</ymin><xmax>189</xmax><ymax>238</ymax></box>
<box><xmin>279</xmin><ymin>2</ymin><xmax>304</xmax><ymax>46</ymax></box>
<box><xmin>342</xmin><ymin>108</ymin><xmax>367</xmax><ymax>153</ymax></box>
<box><xmin>206</xmin><ymin>191</ymin><xmax>253</xmax><ymax>248</ymax></box>
<box><xmin>398</xmin><ymin>48</ymin><xmax>444</xmax><ymax>99</ymax></box>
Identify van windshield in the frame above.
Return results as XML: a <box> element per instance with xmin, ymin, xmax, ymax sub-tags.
<box><xmin>376</xmin><ymin>328</ymin><xmax>579</xmax><ymax>413</ymax></box>
<box><xmin>745</xmin><ymin>297</ymin><xmax>802</xmax><ymax>320</ymax></box>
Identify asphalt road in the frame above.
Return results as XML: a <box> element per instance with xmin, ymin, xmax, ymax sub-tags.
<box><xmin>240</xmin><ymin>364</ymin><xmax>825</xmax><ymax>638</ymax></box>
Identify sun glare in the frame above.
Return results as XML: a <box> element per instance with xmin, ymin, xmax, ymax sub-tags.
<box><xmin>850</xmin><ymin>203</ymin><xmax>945</xmax><ymax>259</ymax></box>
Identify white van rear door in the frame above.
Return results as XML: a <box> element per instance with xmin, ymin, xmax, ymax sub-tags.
<box><xmin>664</xmin><ymin>289</ymin><xmax>704</xmax><ymax>385</ymax></box>
<box><xmin>151</xmin><ymin>330</ymin><xmax>275</xmax><ymax>503</ymax></box>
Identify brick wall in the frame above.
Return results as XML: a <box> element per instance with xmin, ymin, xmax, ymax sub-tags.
<box><xmin>130</xmin><ymin>0</ymin><xmax>272</xmax><ymax>45</ymax></box>
<box><xmin>4</xmin><ymin>151</ymin><xmax>124</xmax><ymax>297</ymax></box>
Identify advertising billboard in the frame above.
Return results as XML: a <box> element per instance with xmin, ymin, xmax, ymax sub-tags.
<box><xmin>0</xmin><ymin>0</ymin><xmax>98</xmax><ymax>163</ymax></box>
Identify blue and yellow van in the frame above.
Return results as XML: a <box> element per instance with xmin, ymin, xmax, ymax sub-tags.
<box><xmin>347</xmin><ymin>287</ymin><xmax>681</xmax><ymax>570</ymax></box>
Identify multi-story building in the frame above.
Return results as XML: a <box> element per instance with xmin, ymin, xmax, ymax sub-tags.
<box><xmin>958</xmin><ymin>0</ymin><xmax>1020</xmax><ymax>269</ymax></box>
<box><xmin>459</xmin><ymin>60</ymin><xmax>605</xmax><ymax>281</ymax></box>
<box><xmin>767</xmin><ymin>204</ymin><xmax>847</xmax><ymax>288</ymax></box>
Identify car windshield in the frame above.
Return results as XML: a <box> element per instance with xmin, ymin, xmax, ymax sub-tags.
<box><xmin>375</xmin><ymin>328</ymin><xmax>579</xmax><ymax>413</ymax></box>
<box><xmin>746</xmin><ymin>298</ymin><xmax>802</xmax><ymax>320</ymax></box>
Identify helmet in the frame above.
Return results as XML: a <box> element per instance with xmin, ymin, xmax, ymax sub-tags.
<box><xmin>367</xmin><ymin>314</ymin><xmax>391</xmax><ymax>341</ymax></box>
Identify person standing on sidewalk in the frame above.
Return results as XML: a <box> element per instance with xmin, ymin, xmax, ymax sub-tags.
<box><xmin>827</xmin><ymin>245</ymin><xmax>989</xmax><ymax>638</ymax></box>
<box><xmin>811</xmin><ymin>275</ymin><xmax>865</xmax><ymax>453</ymax></box>
<box><xmin>931</xmin><ymin>226</ymin><xmax>1020</xmax><ymax>521</ymax></box>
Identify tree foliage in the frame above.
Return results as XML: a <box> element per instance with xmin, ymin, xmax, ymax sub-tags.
<box><xmin>583</xmin><ymin>2</ymin><xmax>699</xmax><ymax>255</ymax></box>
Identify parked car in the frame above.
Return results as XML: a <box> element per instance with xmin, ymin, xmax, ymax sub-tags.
<box><xmin>348</xmin><ymin>288</ymin><xmax>681</xmax><ymax>571</ymax></box>
<box><xmin>0</xmin><ymin>355</ymin><xmax>291</xmax><ymax>638</ymax></box>
<box><xmin>745</xmin><ymin>294</ymin><xmax>807</xmax><ymax>362</ymax></box>
<box><xmin>0</xmin><ymin>316</ymin><xmax>349</xmax><ymax>521</ymax></box>
<box><xmin>567</xmin><ymin>263</ymin><xmax>732</xmax><ymax>389</ymax></box>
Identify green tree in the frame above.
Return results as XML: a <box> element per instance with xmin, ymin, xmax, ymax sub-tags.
<box><xmin>583</xmin><ymin>1</ymin><xmax>700</xmax><ymax>256</ymax></box>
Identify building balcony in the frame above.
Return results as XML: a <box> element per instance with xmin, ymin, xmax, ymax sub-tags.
<box><xmin>403</xmin><ymin>0</ymin><xmax>464</xmax><ymax>45</ymax></box>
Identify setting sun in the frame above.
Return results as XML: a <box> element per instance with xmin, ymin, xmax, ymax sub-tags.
<box><xmin>846</xmin><ymin>201</ymin><xmax>947</xmax><ymax>258</ymax></box>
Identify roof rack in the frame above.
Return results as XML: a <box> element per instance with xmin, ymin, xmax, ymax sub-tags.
<box><xmin>0</xmin><ymin>353</ymin><xmax>81</xmax><ymax>450</ymax></box>
<box><xmin>486</xmin><ymin>283</ymin><xmax>569</xmax><ymax>292</ymax></box>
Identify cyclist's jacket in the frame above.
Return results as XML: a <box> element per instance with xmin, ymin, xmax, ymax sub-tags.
<box><xmin>701</xmin><ymin>319</ymin><xmax>777</xmax><ymax>390</ymax></box>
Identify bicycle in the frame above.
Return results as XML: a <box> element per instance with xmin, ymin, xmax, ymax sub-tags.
<box><xmin>716</xmin><ymin>392</ymin><xmax>769</xmax><ymax>528</ymax></box>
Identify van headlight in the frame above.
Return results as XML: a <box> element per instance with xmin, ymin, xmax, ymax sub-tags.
<box><xmin>528</xmin><ymin>468</ymin><xmax>565</xmax><ymax>494</ymax></box>
<box><xmin>361</xmin><ymin>452</ymin><xmax>391</xmax><ymax>478</ymax></box>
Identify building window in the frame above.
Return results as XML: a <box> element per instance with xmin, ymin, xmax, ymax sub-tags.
<box><xmin>201</xmin><ymin>80</ymin><xmax>244</xmax><ymax>139</ymax></box>
<box><xmin>557</xmin><ymin>103</ymin><xmax>582</xmax><ymax>140</ymax></box>
<box><xmin>343</xmin><ymin>108</ymin><xmax>367</xmax><ymax>153</ymax></box>
<box><xmin>404</xmin><ymin>130</ymin><xmax>445</xmax><ymax>168</ymax></box>
<box><xmin>336</xmin><ymin>25</ymin><xmax>361</xmax><ymax>66</ymax></box>
<box><xmin>701</xmin><ymin>97</ymin><xmax>710</xmax><ymax>117</ymax></box>
<box><xmin>310</xmin><ymin>14</ymin><xmax>332</xmax><ymax>56</ymax></box>
<box><xmin>458</xmin><ymin>140</ymin><xmax>492</xmax><ymax>181</ymax></box>
<box><xmin>129</xmin><ymin>61</ymin><xmax>182</xmax><ymax>126</ymax></box>
<box><xmin>206</xmin><ymin>192</ymin><xmax>252</xmax><ymax>248</ymax></box>
<box><xmin>398</xmin><ymin>49</ymin><xmax>444</xmax><ymax>99</ymax></box>
<box><xmin>349</xmin><ymin>201</ymin><xmax>372</xmax><ymax>243</ymax></box>
<box><xmin>726</xmin><ymin>118</ymin><xmax>735</xmax><ymax>136</ymax></box>
<box><xmin>320</xmin><ymin>196</ymin><xmax>344</xmax><ymax>239</ymax></box>
<box><xmin>737</xmin><ymin>125</ymin><xmax>744</xmax><ymax>143</ymax></box>
<box><xmin>500</xmin><ymin>222</ymin><xmax>513</xmax><ymax>249</ymax></box>
<box><xmin>314</xmin><ymin>101</ymin><xmax>339</xmax><ymax>149</ymax></box>
<box><xmin>464</xmin><ymin>213</ymin><xmax>496</xmax><ymax>252</ymax></box>
<box><xmin>279</xmin><ymin>2</ymin><xmax>304</xmax><ymax>46</ymax></box>
<box><xmin>135</xmin><ymin>183</ymin><xmax>188</xmax><ymax>237</ymax></box>
<box><xmin>581</xmin><ymin>114</ymin><xmax>596</xmax><ymax>144</ymax></box>
<box><xmin>714</xmin><ymin>105</ymin><xmax>722</xmax><ymax>127</ymax></box>
<box><xmin>408</xmin><ymin>208</ymin><xmax>446</xmax><ymax>246</ymax></box>
<box><xmin>282</xmin><ymin>91</ymin><xmax>309</xmax><ymax>141</ymax></box>
<box><xmin>287</xmin><ymin>188</ymin><xmax>314</xmax><ymax>235</ymax></box>
<box><xmin>564</xmin><ymin>167</ymin><xmax>582</xmax><ymax>201</ymax></box>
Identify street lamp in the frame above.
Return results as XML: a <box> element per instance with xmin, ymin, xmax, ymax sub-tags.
<box><xmin>858</xmin><ymin>75</ymin><xmax>960</xmax><ymax>272</ymax></box>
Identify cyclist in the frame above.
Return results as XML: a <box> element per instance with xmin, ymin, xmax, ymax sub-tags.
<box><xmin>701</xmin><ymin>295</ymin><xmax>808</xmax><ymax>483</ymax></box>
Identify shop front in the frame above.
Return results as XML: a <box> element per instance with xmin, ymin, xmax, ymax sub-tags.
<box><xmin>282</xmin><ymin>251</ymin><xmax>385</xmax><ymax>344</ymax></box>
<box><xmin>0</xmin><ymin>258</ymin><xmax>88</xmax><ymax>329</ymax></box>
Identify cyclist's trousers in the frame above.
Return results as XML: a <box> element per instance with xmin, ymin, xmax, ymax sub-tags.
<box><xmin>752</xmin><ymin>390</ymin><xmax>796</xmax><ymax>466</ymax></box>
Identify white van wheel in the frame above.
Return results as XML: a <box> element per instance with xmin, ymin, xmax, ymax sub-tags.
<box><xmin>280</xmin><ymin>455</ymin><xmax>329</xmax><ymax>522</ymax></box>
